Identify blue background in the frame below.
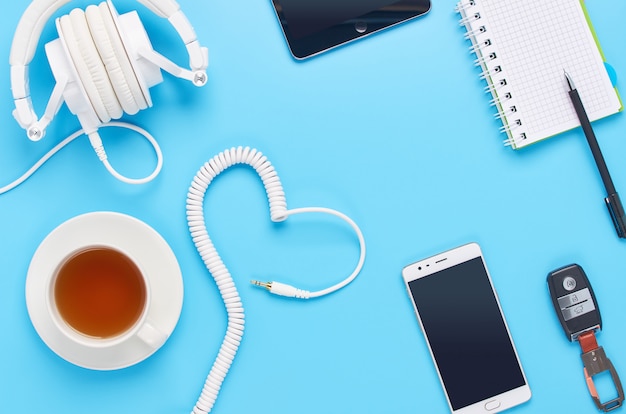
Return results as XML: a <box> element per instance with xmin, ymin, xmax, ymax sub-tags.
<box><xmin>1</xmin><ymin>0</ymin><xmax>625</xmax><ymax>413</ymax></box>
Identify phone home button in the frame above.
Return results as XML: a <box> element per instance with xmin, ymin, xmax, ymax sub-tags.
<box><xmin>484</xmin><ymin>400</ymin><xmax>501</xmax><ymax>411</ymax></box>
<box><xmin>355</xmin><ymin>21</ymin><xmax>367</xmax><ymax>33</ymax></box>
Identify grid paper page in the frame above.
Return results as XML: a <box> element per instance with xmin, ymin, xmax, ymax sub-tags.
<box><xmin>469</xmin><ymin>0</ymin><xmax>621</xmax><ymax>148</ymax></box>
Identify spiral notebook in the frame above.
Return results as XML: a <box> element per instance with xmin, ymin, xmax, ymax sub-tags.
<box><xmin>457</xmin><ymin>0</ymin><xmax>622</xmax><ymax>149</ymax></box>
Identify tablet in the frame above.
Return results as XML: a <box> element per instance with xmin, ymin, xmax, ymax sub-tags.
<box><xmin>270</xmin><ymin>0</ymin><xmax>431</xmax><ymax>59</ymax></box>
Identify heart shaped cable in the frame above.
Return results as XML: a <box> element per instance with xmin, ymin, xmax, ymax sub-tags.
<box><xmin>186</xmin><ymin>146</ymin><xmax>366</xmax><ymax>414</ymax></box>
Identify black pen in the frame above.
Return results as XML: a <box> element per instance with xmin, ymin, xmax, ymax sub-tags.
<box><xmin>564</xmin><ymin>71</ymin><xmax>626</xmax><ymax>239</ymax></box>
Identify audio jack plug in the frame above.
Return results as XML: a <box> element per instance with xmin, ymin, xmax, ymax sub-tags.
<box><xmin>250</xmin><ymin>280</ymin><xmax>311</xmax><ymax>299</ymax></box>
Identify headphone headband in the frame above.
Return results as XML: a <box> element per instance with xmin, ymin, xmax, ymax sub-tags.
<box><xmin>10</xmin><ymin>0</ymin><xmax>181</xmax><ymax>67</ymax></box>
<box><xmin>10</xmin><ymin>0</ymin><xmax>207</xmax><ymax>138</ymax></box>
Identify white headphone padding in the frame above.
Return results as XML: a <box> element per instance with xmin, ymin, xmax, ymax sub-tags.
<box><xmin>69</xmin><ymin>9</ymin><xmax>123</xmax><ymax>121</ymax></box>
<box><xmin>99</xmin><ymin>2</ymin><xmax>148</xmax><ymax>110</ymax></box>
<box><xmin>58</xmin><ymin>13</ymin><xmax>110</xmax><ymax>122</ymax></box>
<box><xmin>85</xmin><ymin>4</ymin><xmax>140</xmax><ymax>115</ymax></box>
<box><xmin>10</xmin><ymin>0</ymin><xmax>72</xmax><ymax>67</ymax></box>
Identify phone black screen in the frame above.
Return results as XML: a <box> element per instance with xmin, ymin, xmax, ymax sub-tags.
<box><xmin>271</xmin><ymin>0</ymin><xmax>430</xmax><ymax>58</ymax></box>
<box><xmin>408</xmin><ymin>257</ymin><xmax>526</xmax><ymax>410</ymax></box>
<box><xmin>278</xmin><ymin>0</ymin><xmax>399</xmax><ymax>40</ymax></box>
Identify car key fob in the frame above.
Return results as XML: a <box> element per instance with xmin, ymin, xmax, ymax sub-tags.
<box><xmin>547</xmin><ymin>264</ymin><xmax>624</xmax><ymax>412</ymax></box>
<box><xmin>547</xmin><ymin>263</ymin><xmax>601</xmax><ymax>341</ymax></box>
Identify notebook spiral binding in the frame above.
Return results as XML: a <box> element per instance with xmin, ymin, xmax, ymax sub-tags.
<box><xmin>456</xmin><ymin>0</ymin><xmax>526</xmax><ymax>147</ymax></box>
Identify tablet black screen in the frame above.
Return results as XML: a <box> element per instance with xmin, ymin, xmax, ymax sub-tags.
<box><xmin>271</xmin><ymin>0</ymin><xmax>430</xmax><ymax>59</ymax></box>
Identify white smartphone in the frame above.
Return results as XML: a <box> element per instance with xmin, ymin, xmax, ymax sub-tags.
<box><xmin>402</xmin><ymin>242</ymin><xmax>531</xmax><ymax>413</ymax></box>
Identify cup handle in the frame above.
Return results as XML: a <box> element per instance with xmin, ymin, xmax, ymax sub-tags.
<box><xmin>136</xmin><ymin>320</ymin><xmax>168</xmax><ymax>349</ymax></box>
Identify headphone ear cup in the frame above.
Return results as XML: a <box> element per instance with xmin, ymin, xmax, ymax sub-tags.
<box><xmin>110</xmin><ymin>2</ymin><xmax>163</xmax><ymax>107</ymax></box>
<box><xmin>65</xmin><ymin>9</ymin><xmax>122</xmax><ymax>122</ymax></box>
<box><xmin>41</xmin><ymin>15</ymin><xmax>99</xmax><ymax>134</ymax></box>
<box><xmin>100</xmin><ymin>1</ymin><xmax>149</xmax><ymax>111</ymax></box>
<box><xmin>87</xmin><ymin>2</ymin><xmax>148</xmax><ymax>114</ymax></box>
<box><xmin>85</xmin><ymin>4</ymin><xmax>138</xmax><ymax>116</ymax></box>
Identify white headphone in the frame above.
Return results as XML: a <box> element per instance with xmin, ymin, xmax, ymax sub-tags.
<box><xmin>3</xmin><ymin>0</ymin><xmax>208</xmax><ymax>186</ymax></box>
<box><xmin>11</xmin><ymin>0</ymin><xmax>208</xmax><ymax>140</ymax></box>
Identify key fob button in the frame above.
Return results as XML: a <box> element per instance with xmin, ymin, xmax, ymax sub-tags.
<box><xmin>563</xmin><ymin>276</ymin><xmax>577</xmax><ymax>291</ymax></box>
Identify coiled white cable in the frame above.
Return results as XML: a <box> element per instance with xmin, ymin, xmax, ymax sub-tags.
<box><xmin>186</xmin><ymin>146</ymin><xmax>366</xmax><ymax>413</ymax></box>
<box><xmin>0</xmin><ymin>121</ymin><xmax>162</xmax><ymax>194</ymax></box>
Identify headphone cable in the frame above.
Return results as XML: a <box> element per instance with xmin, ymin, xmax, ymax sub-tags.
<box><xmin>0</xmin><ymin>121</ymin><xmax>163</xmax><ymax>194</ymax></box>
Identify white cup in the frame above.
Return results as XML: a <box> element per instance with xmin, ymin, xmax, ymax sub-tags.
<box><xmin>26</xmin><ymin>212</ymin><xmax>183</xmax><ymax>370</ymax></box>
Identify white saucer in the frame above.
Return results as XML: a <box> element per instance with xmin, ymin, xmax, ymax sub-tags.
<box><xmin>26</xmin><ymin>212</ymin><xmax>183</xmax><ymax>370</ymax></box>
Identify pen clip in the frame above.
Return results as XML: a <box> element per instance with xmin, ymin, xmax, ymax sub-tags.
<box><xmin>604</xmin><ymin>193</ymin><xmax>626</xmax><ymax>239</ymax></box>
